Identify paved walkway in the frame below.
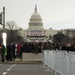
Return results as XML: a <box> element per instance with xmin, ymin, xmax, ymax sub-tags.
<box><xmin>16</xmin><ymin>64</ymin><xmax>61</xmax><ymax>75</ymax></box>
<box><xmin>0</xmin><ymin>60</ymin><xmax>61</xmax><ymax>75</ymax></box>
<box><xmin>13</xmin><ymin>64</ymin><xmax>61</xmax><ymax>75</ymax></box>
<box><xmin>0</xmin><ymin>57</ymin><xmax>61</xmax><ymax>75</ymax></box>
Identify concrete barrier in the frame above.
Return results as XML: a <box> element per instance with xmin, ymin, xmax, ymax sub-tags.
<box><xmin>22</xmin><ymin>53</ymin><xmax>43</xmax><ymax>62</ymax></box>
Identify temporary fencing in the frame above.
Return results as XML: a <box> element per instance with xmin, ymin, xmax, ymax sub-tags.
<box><xmin>43</xmin><ymin>50</ymin><xmax>75</xmax><ymax>75</ymax></box>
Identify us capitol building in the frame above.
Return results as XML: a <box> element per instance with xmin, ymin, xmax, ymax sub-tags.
<box><xmin>19</xmin><ymin>5</ymin><xmax>58</xmax><ymax>42</ymax></box>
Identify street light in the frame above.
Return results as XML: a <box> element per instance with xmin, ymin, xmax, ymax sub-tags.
<box><xmin>0</xmin><ymin>7</ymin><xmax>7</xmax><ymax>47</ymax></box>
<box><xmin>2</xmin><ymin>7</ymin><xmax>7</xmax><ymax>47</ymax></box>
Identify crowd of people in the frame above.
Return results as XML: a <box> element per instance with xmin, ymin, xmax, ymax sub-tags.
<box><xmin>0</xmin><ymin>42</ymin><xmax>75</xmax><ymax>62</ymax></box>
<box><xmin>43</xmin><ymin>42</ymin><xmax>75</xmax><ymax>52</ymax></box>
<box><xmin>0</xmin><ymin>42</ymin><xmax>43</xmax><ymax>62</ymax></box>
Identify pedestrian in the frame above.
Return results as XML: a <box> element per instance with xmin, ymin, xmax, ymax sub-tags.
<box><xmin>7</xmin><ymin>45</ymin><xmax>12</xmax><ymax>61</ymax></box>
<box><xmin>17</xmin><ymin>43</ymin><xmax>21</xmax><ymax>59</ymax></box>
<box><xmin>0</xmin><ymin>43</ymin><xmax>5</xmax><ymax>62</ymax></box>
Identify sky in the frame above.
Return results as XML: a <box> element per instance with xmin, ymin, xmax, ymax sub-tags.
<box><xmin>0</xmin><ymin>0</ymin><xmax>75</xmax><ymax>30</ymax></box>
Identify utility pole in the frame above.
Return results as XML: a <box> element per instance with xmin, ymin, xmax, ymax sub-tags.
<box><xmin>2</xmin><ymin>7</ymin><xmax>7</xmax><ymax>48</ymax></box>
<box><xmin>3</xmin><ymin>7</ymin><xmax>5</xmax><ymax>32</ymax></box>
<box><xmin>0</xmin><ymin>7</ymin><xmax>7</xmax><ymax>47</ymax></box>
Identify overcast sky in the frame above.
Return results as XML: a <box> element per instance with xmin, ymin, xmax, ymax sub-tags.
<box><xmin>0</xmin><ymin>0</ymin><xmax>75</xmax><ymax>30</ymax></box>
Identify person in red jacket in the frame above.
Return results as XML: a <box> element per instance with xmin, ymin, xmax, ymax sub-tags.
<box><xmin>17</xmin><ymin>43</ymin><xmax>21</xmax><ymax>59</ymax></box>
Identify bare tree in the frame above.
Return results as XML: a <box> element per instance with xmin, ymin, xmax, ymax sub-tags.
<box><xmin>5</xmin><ymin>21</ymin><xmax>23</xmax><ymax>44</ymax></box>
<box><xmin>6</xmin><ymin>21</ymin><xmax>19</xmax><ymax>30</ymax></box>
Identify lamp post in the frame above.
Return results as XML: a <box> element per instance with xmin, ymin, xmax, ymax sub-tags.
<box><xmin>3</xmin><ymin>7</ymin><xmax>5</xmax><ymax>32</ymax></box>
<box><xmin>0</xmin><ymin>7</ymin><xmax>7</xmax><ymax>61</ymax></box>
<box><xmin>2</xmin><ymin>7</ymin><xmax>7</xmax><ymax>47</ymax></box>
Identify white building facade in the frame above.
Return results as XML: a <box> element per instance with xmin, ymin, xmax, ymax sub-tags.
<box><xmin>19</xmin><ymin>5</ymin><xmax>58</xmax><ymax>42</ymax></box>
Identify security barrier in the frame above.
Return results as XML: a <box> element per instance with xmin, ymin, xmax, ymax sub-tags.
<box><xmin>43</xmin><ymin>50</ymin><xmax>75</xmax><ymax>75</ymax></box>
<box><xmin>67</xmin><ymin>52</ymin><xmax>75</xmax><ymax>75</ymax></box>
<box><xmin>22</xmin><ymin>53</ymin><xmax>42</xmax><ymax>61</ymax></box>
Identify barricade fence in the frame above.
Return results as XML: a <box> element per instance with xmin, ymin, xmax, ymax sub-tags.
<box><xmin>43</xmin><ymin>50</ymin><xmax>75</xmax><ymax>75</ymax></box>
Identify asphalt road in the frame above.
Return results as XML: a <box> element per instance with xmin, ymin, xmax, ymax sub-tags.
<box><xmin>0</xmin><ymin>64</ymin><xmax>61</xmax><ymax>75</ymax></box>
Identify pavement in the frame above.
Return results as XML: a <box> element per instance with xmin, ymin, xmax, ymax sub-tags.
<box><xmin>0</xmin><ymin>56</ymin><xmax>62</xmax><ymax>75</ymax></box>
<box><xmin>0</xmin><ymin>59</ymin><xmax>61</xmax><ymax>75</ymax></box>
<box><xmin>0</xmin><ymin>63</ymin><xmax>61</xmax><ymax>75</ymax></box>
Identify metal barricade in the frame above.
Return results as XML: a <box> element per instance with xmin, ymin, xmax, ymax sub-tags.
<box><xmin>48</xmin><ymin>50</ymin><xmax>55</xmax><ymax>69</ymax></box>
<box><xmin>43</xmin><ymin>50</ymin><xmax>75</xmax><ymax>75</ymax></box>
<box><xmin>56</xmin><ymin>51</ymin><xmax>67</xmax><ymax>75</ymax></box>
<box><xmin>67</xmin><ymin>52</ymin><xmax>75</xmax><ymax>75</ymax></box>
<box><xmin>43</xmin><ymin>50</ymin><xmax>48</xmax><ymax>66</ymax></box>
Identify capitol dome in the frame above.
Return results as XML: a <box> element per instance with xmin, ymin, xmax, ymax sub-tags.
<box><xmin>29</xmin><ymin>5</ymin><xmax>42</xmax><ymax>25</ymax></box>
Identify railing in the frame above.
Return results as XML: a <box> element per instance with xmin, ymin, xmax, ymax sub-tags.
<box><xmin>43</xmin><ymin>50</ymin><xmax>75</xmax><ymax>75</ymax></box>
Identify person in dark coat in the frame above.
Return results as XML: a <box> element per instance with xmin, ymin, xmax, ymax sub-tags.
<box><xmin>0</xmin><ymin>43</ymin><xmax>5</xmax><ymax>62</ymax></box>
<box><xmin>10</xmin><ymin>43</ymin><xmax>15</xmax><ymax>61</ymax></box>
<box><xmin>6</xmin><ymin>45</ymin><xmax>12</xmax><ymax>61</ymax></box>
<box><xmin>61</xmin><ymin>44</ymin><xmax>67</xmax><ymax>51</ymax></box>
<box><xmin>20</xmin><ymin>44</ymin><xmax>24</xmax><ymax>60</ymax></box>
